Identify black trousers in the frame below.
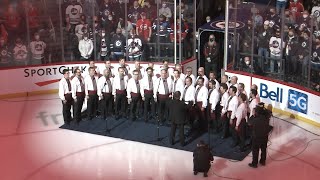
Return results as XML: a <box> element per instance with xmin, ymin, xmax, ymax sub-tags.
<box><xmin>100</xmin><ymin>94</ymin><xmax>113</xmax><ymax>119</ymax></box>
<box><xmin>62</xmin><ymin>96</ymin><xmax>73</xmax><ymax>124</ymax></box>
<box><xmin>130</xmin><ymin>96</ymin><xmax>141</xmax><ymax>120</ymax></box>
<box><xmin>252</xmin><ymin>138</ymin><xmax>268</xmax><ymax>165</ymax></box>
<box><xmin>73</xmin><ymin>95</ymin><xmax>85</xmax><ymax>122</ymax></box>
<box><xmin>144</xmin><ymin>94</ymin><xmax>155</xmax><ymax>121</ymax></box>
<box><xmin>87</xmin><ymin>94</ymin><xmax>98</xmax><ymax>119</ymax></box>
<box><xmin>115</xmin><ymin>93</ymin><xmax>127</xmax><ymax>117</ymax></box>
<box><xmin>221</xmin><ymin>113</ymin><xmax>230</xmax><ymax>138</ymax></box>
<box><xmin>230</xmin><ymin>120</ymin><xmax>246</xmax><ymax>149</ymax></box>
<box><xmin>157</xmin><ymin>97</ymin><xmax>169</xmax><ymax>122</ymax></box>
<box><xmin>170</xmin><ymin>123</ymin><xmax>185</xmax><ymax>145</ymax></box>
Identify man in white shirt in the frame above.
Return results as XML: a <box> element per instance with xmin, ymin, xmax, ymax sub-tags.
<box><xmin>127</xmin><ymin>70</ymin><xmax>142</xmax><ymax>121</ymax></box>
<box><xmin>230</xmin><ymin>76</ymin><xmax>238</xmax><ymax>90</ymax></box>
<box><xmin>175</xmin><ymin>64</ymin><xmax>186</xmax><ymax>82</ymax></box>
<box><xmin>208</xmin><ymin>71</ymin><xmax>220</xmax><ymax>90</ymax></box>
<box><xmin>71</xmin><ymin>68</ymin><xmax>85</xmax><ymax>124</ymax></box>
<box><xmin>251</xmin><ymin>84</ymin><xmax>261</xmax><ymax>102</ymax></box>
<box><xmin>141</xmin><ymin>67</ymin><xmax>157</xmax><ymax>122</ymax></box>
<box><xmin>221</xmin><ymin>85</ymin><xmax>238</xmax><ymax>139</ymax></box>
<box><xmin>249</xmin><ymin>89</ymin><xmax>259</xmax><ymax>118</ymax></box>
<box><xmin>194</xmin><ymin>77</ymin><xmax>208</xmax><ymax>130</ymax></box>
<box><xmin>154</xmin><ymin>69</ymin><xmax>173</xmax><ymax>123</ymax></box>
<box><xmin>207</xmin><ymin>80</ymin><xmax>220</xmax><ymax>133</ymax></box>
<box><xmin>59</xmin><ymin>69</ymin><xmax>73</xmax><ymax>125</ymax></box>
<box><xmin>85</xmin><ymin>67</ymin><xmax>99</xmax><ymax>120</ymax></box>
<box><xmin>233</xmin><ymin>93</ymin><xmax>248</xmax><ymax>150</ymax></box>
<box><xmin>101</xmin><ymin>60</ymin><xmax>115</xmax><ymax>77</ymax></box>
<box><xmin>114</xmin><ymin>58</ymin><xmax>130</xmax><ymax>77</ymax></box>
<box><xmin>238</xmin><ymin>83</ymin><xmax>248</xmax><ymax>98</ymax></box>
<box><xmin>113</xmin><ymin>67</ymin><xmax>129</xmax><ymax>119</ymax></box>
<box><xmin>196</xmin><ymin>67</ymin><xmax>209</xmax><ymax>87</ymax></box>
<box><xmin>181</xmin><ymin>76</ymin><xmax>195</xmax><ymax>126</ymax></box>
<box><xmin>97</xmin><ymin>69</ymin><xmax>114</xmax><ymax>120</ymax></box>
<box><xmin>185</xmin><ymin>66</ymin><xmax>196</xmax><ymax>87</ymax></box>
<box><xmin>219</xmin><ymin>83</ymin><xmax>229</xmax><ymax>134</ymax></box>
<box><xmin>130</xmin><ymin>60</ymin><xmax>145</xmax><ymax>80</ymax></box>
<box><xmin>221</xmin><ymin>75</ymin><xmax>230</xmax><ymax>88</ymax></box>
<box><xmin>172</xmin><ymin>69</ymin><xmax>185</xmax><ymax>96</ymax></box>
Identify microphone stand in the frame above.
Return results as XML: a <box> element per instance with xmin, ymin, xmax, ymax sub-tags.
<box><xmin>96</xmin><ymin>81</ymin><xmax>112</xmax><ymax>135</ymax></box>
<box><xmin>148</xmin><ymin>78</ymin><xmax>167</xmax><ymax>145</ymax></box>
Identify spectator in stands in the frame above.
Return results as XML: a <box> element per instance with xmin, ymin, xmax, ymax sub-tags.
<box><xmin>297</xmin><ymin>30</ymin><xmax>310</xmax><ymax>80</ymax></box>
<box><xmin>82</xmin><ymin>0</ymin><xmax>99</xmax><ymax>25</ymax></box>
<box><xmin>96</xmin><ymin>29</ymin><xmax>110</xmax><ymax>61</ymax></box>
<box><xmin>128</xmin><ymin>0</ymin><xmax>142</xmax><ymax>27</ymax></box>
<box><xmin>0</xmin><ymin>24</ymin><xmax>8</xmax><ymax>44</ymax></box>
<box><xmin>12</xmin><ymin>37</ymin><xmax>28</xmax><ymax>66</ymax></box>
<box><xmin>29</xmin><ymin>32</ymin><xmax>46</xmax><ymax>65</ymax></box>
<box><xmin>276</xmin><ymin>0</ymin><xmax>288</xmax><ymax>14</ymax></box>
<box><xmin>152</xmin><ymin>14</ymin><xmax>170</xmax><ymax>33</ymax></box>
<box><xmin>136</xmin><ymin>12</ymin><xmax>152</xmax><ymax>42</ymax></box>
<box><xmin>178</xmin><ymin>2</ymin><xmax>192</xmax><ymax>20</ymax></box>
<box><xmin>3</xmin><ymin>4</ymin><xmax>21</xmax><ymax>42</ymax></box>
<box><xmin>78</xmin><ymin>33</ymin><xmax>93</xmax><ymax>60</ymax></box>
<box><xmin>257</xmin><ymin>20</ymin><xmax>272</xmax><ymax>72</ymax></box>
<box><xmin>65</xmin><ymin>0</ymin><xmax>83</xmax><ymax>28</ymax></box>
<box><xmin>110</xmin><ymin>28</ymin><xmax>126</xmax><ymax>60</ymax></box>
<box><xmin>75</xmin><ymin>16</ymin><xmax>89</xmax><ymax>41</ymax></box>
<box><xmin>285</xmin><ymin>28</ymin><xmax>299</xmax><ymax>81</ymax></box>
<box><xmin>242</xmin><ymin>56</ymin><xmax>252</xmax><ymax>72</ymax></box>
<box><xmin>240</xmin><ymin>20</ymin><xmax>254</xmax><ymax>54</ymax></box>
<box><xmin>117</xmin><ymin>18</ymin><xmax>133</xmax><ymax>36</ymax></box>
<box><xmin>170</xmin><ymin>17</ymin><xmax>189</xmax><ymax>43</ymax></box>
<box><xmin>311</xmin><ymin>2</ymin><xmax>320</xmax><ymax>24</ymax></box>
<box><xmin>266</xmin><ymin>7</ymin><xmax>280</xmax><ymax>28</ymax></box>
<box><xmin>142</xmin><ymin>1</ymin><xmax>156</xmax><ymax>21</ymax></box>
<box><xmin>113</xmin><ymin>0</ymin><xmax>126</xmax><ymax>20</ymax></box>
<box><xmin>284</xmin><ymin>9</ymin><xmax>296</xmax><ymax>26</ymax></box>
<box><xmin>26</xmin><ymin>3</ymin><xmax>40</xmax><ymax>36</ymax></box>
<box><xmin>127</xmin><ymin>31</ymin><xmax>143</xmax><ymax>61</ymax></box>
<box><xmin>289</xmin><ymin>0</ymin><xmax>305</xmax><ymax>20</ymax></box>
<box><xmin>297</xmin><ymin>10</ymin><xmax>311</xmax><ymax>29</ymax></box>
<box><xmin>105</xmin><ymin>14</ymin><xmax>117</xmax><ymax>35</ymax></box>
<box><xmin>159</xmin><ymin>2</ymin><xmax>172</xmax><ymax>21</ymax></box>
<box><xmin>0</xmin><ymin>36</ymin><xmax>12</xmax><ymax>67</ymax></box>
<box><xmin>269</xmin><ymin>28</ymin><xmax>284</xmax><ymax>73</ymax></box>
<box><xmin>100</xmin><ymin>0</ymin><xmax>114</xmax><ymax>31</ymax></box>
<box><xmin>252</xmin><ymin>9</ymin><xmax>264</xmax><ymax>28</ymax></box>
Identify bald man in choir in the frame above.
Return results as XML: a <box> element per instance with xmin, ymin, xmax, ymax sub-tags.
<box><xmin>59</xmin><ymin>69</ymin><xmax>73</xmax><ymax>125</ymax></box>
<box><xmin>85</xmin><ymin>67</ymin><xmax>99</xmax><ymax>120</ymax></box>
<box><xmin>127</xmin><ymin>70</ymin><xmax>142</xmax><ymax>121</ymax></box>
<box><xmin>113</xmin><ymin>67</ymin><xmax>129</xmax><ymax>120</ymax></box>
<box><xmin>168</xmin><ymin>91</ymin><xmax>187</xmax><ymax>146</ymax></box>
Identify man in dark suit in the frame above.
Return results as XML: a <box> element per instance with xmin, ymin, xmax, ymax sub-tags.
<box><xmin>193</xmin><ymin>140</ymin><xmax>214</xmax><ymax>177</ymax></box>
<box><xmin>168</xmin><ymin>91</ymin><xmax>187</xmax><ymax>146</ymax></box>
<box><xmin>248</xmin><ymin>103</ymin><xmax>271</xmax><ymax>168</ymax></box>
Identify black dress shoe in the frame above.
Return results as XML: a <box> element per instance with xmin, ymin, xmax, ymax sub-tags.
<box><xmin>259</xmin><ymin>161</ymin><xmax>266</xmax><ymax>166</ymax></box>
<box><xmin>248</xmin><ymin>163</ymin><xmax>257</xmax><ymax>168</ymax></box>
<box><xmin>203</xmin><ymin>172</ymin><xmax>208</xmax><ymax>177</ymax></box>
<box><xmin>193</xmin><ymin>171</ymin><xmax>198</xmax><ymax>175</ymax></box>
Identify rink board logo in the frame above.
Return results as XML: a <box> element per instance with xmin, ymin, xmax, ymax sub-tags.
<box><xmin>287</xmin><ymin>89</ymin><xmax>308</xmax><ymax>114</ymax></box>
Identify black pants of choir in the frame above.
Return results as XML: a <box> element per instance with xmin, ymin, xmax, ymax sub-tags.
<box><xmin>144</xmin><ymin>94</ymin><xmax>155</xmax><ymax>121</ymax></box>
<box><xmin>100</xmin><ymin>94</ymin><xmax>114</xmax><ymax>119</ymax></box>
<box><xmin>157</xmin><ymin>97</ymin><xmax>169</xmax><ymax>122</ymax></box>
<box><xmin>115</xmin><ymin>93</ymin><xmax>127</xmax><ymax>118</ymax></box>
<box><xmin>251</xmin><ymin>138</ymin><xmax>268</xmax><ymax>166</ymax></box>
<box><xmin>221</xmin><ymin>113</ymin><xmax>230</xmax><ymax>138</ymax></box>
<box><xmin>170</xmin><ymin>123</ymin><xmax>185</xmax><ymax>145</ymax></box>
<box><xmin>230</xmin><ymin>120</ymin><xmax>246</xmax><ymax>150</ymax></box>
<box><xmin>62</xmin><ymin>95</ymin><xmax>73</xmax><ymax>125</ymax></box>
<box><xmin>194</xmin><ymin>103</ymin><xmax>207</xmax><ymax>131</ymax></box>
<box><xmin>87</xmin><ymin>94</ymin><xmax>98</xmax><ymax>120</ymax></box>
<box><xmin>73</xmin><ymin>95</ymin><xmax>85</xmax><ymax>122</ymax></box>
<box><xmin>130</xmin><ymin>96</ymin><xmax>141</xmax><ymax>120</ymax></box>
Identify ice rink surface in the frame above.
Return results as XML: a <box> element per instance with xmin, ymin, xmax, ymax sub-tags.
<box><xmin>0</xmin><ymin>94</ymin><xmax>320</xmax><ymax>180</ymax></box>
